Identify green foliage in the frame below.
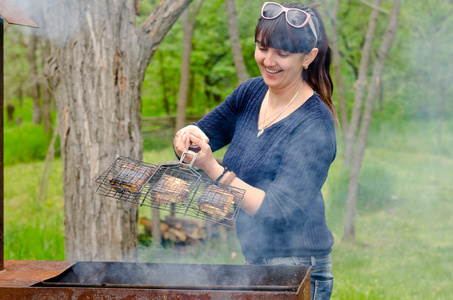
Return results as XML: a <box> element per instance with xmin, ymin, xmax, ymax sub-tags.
<box><xmin>141</xmin><ymin>21</ymin><xmax>183</xmax><ymax>117</ymax></box>
<box><xmin>5</xmin><ymin>215</ymin><xmax>65</xmax><ymax>261</ymax></box>
<box><xmin>142</xmin><ymin>148</ymin><xmax>180</xmax><ymax>164</ymax></box>
<box><xmin>4</xmin><ymin>123</ymin><xmax>58</xmax><ymax>166</ymax></box>
<box><xmin>140</xmin><ymin>0</ymin><xmax>264</xmax><ymax>118</ymax></box>
<box><xmin>3</xmin><ymin>25</ymin><xmax>32</xmax><ymax>105</ymax></box>
<box><xmin>143</xmin><ymin>138</ymin><xmax>172</xmax><ymax>152</ymax></box>
<box><xmin>4</xmin><ymin>97</ymin><xmax>58</xmax><ymax>166</ymax></box>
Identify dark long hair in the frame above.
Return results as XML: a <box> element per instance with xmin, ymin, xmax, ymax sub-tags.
<box><xmin>255</xmin><ymin>3</ymin><xmax>339</xmax><ymax>126</ymax></box>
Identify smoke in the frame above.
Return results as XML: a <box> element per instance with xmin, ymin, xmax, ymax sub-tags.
<box><xmin>39</xmin><ymin>261</ymin><xmax>307</xmax><ymax>292</ymax></box>
<box><xmin>11</xmin><ymin>0</ymin><xmax>102</xmax><ymax>46</ymax></box>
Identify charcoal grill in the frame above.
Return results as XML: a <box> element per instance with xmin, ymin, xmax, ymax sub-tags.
<box><xmin>0</xmin><ymin>260</ymin><xmax>310</xmax><ymax>299</ymax></box>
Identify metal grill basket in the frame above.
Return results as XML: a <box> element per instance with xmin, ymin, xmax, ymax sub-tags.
<box><xmin>138</xmin><ymin>149</ymin><xmax>203</xmax><ymax>215</ymax></box>
<box><xmin>183</xmin><ymin>178</ymin><xmax>245</xmax><ymax>227</ymax></box>
<box><xmin>95</xmin><ymin>156</ymin><xmax>158</xmax><ymax>204</ymax></box>
<box><xmin>95</xmin><ymin>148</ymin><xmax>246</xmax><ymax>227</ymax></box>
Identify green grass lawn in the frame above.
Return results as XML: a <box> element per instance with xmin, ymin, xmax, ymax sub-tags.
<box><xmin>328</xmin><ymin>149</ymin><xmax>453</xmax><ymax>299</ymax></box>
<box><xmin>4</xmin><ymin>159</ymin><xmax>65</xmax><ymax>260</ymax></box>
<box><xmin>4</xmin><ymin>120</ymin><xmax>453</xmax><ymax>299</ymax></box>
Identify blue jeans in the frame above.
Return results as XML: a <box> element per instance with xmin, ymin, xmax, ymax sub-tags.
<box><xmin>246</xmin><ymin>255</ymin><xmax>333</xmax><ymax>300</ymax></box>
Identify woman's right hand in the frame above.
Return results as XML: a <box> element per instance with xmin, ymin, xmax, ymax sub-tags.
<box><xmin>173</xmin><ymin>125</ymin><xmax>209</xmax><ymax>159</ymax></box>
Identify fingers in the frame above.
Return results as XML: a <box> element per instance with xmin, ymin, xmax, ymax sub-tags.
<box><xmin>189</xmin><ymin>134</ymin><xmax>208</xmax><ymax>151</ymax></box>
<box><xmin>184</xmin><ymin>125</ymin><xmax>209</xmax><ymax>143</ymax></box>
<box><xmin>189</xmin><ymin>134</ymin><xmax>214</xmax><ymax>160</ymax></box>
<box><xmin>187</xmin><ymin>134</ymin><xmax>215</xmax><ymax>171</ymax></box>
<box><xmin>175</xmin><ymin>125</ymin><xmax>209</xmax><ymax>153</ymax></box>
<box><xmin>174</xmin><ymin>130</ymin><xmax>189</xmax><ymax>158</ymax></box>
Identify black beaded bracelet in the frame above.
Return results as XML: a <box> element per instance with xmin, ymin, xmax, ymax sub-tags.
<box><xmin>215</xmin><ymin>167</ymin><xmax>228</xmax><ymax>183</ymax></box>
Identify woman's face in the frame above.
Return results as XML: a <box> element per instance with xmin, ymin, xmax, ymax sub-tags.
<box><xmin>254</xmin><ymin>40</ymin><xmax>306</xmax><ymax>90</ymax></box>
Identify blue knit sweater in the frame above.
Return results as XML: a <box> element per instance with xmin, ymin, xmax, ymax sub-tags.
<box><xmin>196</xmin><ymin>77</ymin><xmax>336</xmax><ymax>260</ymax></box>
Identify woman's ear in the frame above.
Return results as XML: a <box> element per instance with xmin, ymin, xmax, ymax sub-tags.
<box><xmin>304</xmin><ymin>48</ymin><xmax>319</xmax><ymax>68</ymax></box>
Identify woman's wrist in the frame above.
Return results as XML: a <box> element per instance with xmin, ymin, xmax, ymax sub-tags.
<box><xmin>220</xmin><ymin>171</ymin><xmax>236</xmax><ymax>185</ymax></box>
<box><xmin>205</xmin><ymin>163</ymin><xmax>225</xmax><ymax>182</ymax></box>
<box><xmin>215</xmin><ymin>167</ymin><xmax>229</xmax><ymax>183</ymax></box>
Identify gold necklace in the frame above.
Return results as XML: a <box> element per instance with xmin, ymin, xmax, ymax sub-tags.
<box><xmin>257</xmin><ymin>82</ymin><xmax>304</xmax><ymax>137</ymax></box>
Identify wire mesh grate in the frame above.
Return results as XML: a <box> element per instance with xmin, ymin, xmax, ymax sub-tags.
<box><xmin>95</xmin><ymin>154</ymin><xmax>246</xmax><ymax>227</ymax></box>
<box><xmin>183</xmin><ymin>178</ymin><xmax>245</xmax><ymax>227</ymax></box>
<box><xmin>95</xmin><ymin>156</ymin><xmax>158</xmax><ymax>204</ymax></box>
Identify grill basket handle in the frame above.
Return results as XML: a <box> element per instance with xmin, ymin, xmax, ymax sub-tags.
<box><xmin>179</xmin><ymin>143</ymin><xmax>201</xmax><ymax>167</ymax></box>
<box><xmin>188</xmin><ymin>144</ymin><xmax>201</xmax><ymax>153</ymax></box>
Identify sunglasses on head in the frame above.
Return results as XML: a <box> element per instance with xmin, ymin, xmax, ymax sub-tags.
<box><xmin>261</xmin><ymin>2</ymin><xmax>318</xmax><ymax>44</ymax></box>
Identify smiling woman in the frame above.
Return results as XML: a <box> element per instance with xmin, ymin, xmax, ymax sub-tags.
<box><xmin>173</xmin><ymin>2</ymin><xmax>337</xmax><ymax>299</ymax></box>
<box><xmin>254</xmin><ymin>2</ymin><xmax>337</xmax><ymax>126</ymax></box>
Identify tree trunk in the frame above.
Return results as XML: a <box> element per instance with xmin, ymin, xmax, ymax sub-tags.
<box><xmin>37</xmin><ymin>121</ymin><xmax>59</xmax><ymax>205</ymax></box>
<box><xmin>322</xmin><ymin>0</ymin><xmax>348</xmax><ymax>135</ymax></box>
<box><xmin>343</xmin><ymin>0</ymin><xmax>382</xmax><ymax>167</ymax></box>
<box><xmin>41</xmin><ymin>40</ymin><xmax>53</xmax><ymax>133</ymax></box>
<box><xmin>342</xmin><ymin>0</ymin><xmax>401</xmax><ymax>242</ymax></box>
<box><xmin>158</xmin><ymin>50</ymin><xmax>172</xmax><ymax>116</ymax></box>
<box><xmin>42</xmin><ymin>0</ymin><xmax>192</xmax><ymax>261</ymax></box>
<box><xmin>151</xmin><ymin>208</ymin><xmax>161</xmax><ymax>245</ymax></box>
<box><xmin>175</xmin><ymin>1</ymin><xmax>204</xmax><ymax>132</ymax></box>
<box><xmin>225</xmin><ymin>0</ymin><xmax>248</xmax><ymax>84</ymax></box>
<box><xmin>28</xmin><ymin>34</ymin><xmax>41</xmax><ymax>125</ymax></box>
<box><xmin>175</xmin><ymin>9</ymin><xmax>192</xmax><ymax>133</ymax></box>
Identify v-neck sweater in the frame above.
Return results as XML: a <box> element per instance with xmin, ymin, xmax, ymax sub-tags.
<box><xmin>196</xmin><ymin>76</ymin><xmax>336</xmax><ymax>260</ymax></box>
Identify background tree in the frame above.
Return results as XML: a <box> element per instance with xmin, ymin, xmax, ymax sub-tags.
<box><xmin>176</xmin><ymin>0</ymin><xmax>204</xmax><ymax>132</ymax></box>
<box><xmin>34</xmin><ymin>0</ymin><xmax>193</xmax><ymax>261</ymax></box>
<box><xmin>320</xmin><ymin>0</ymin><xmax>402</xmax><ymax>241</ymax></box>
<box><xmin>225</xmin><ymin>0</ymin><xmax>248</xmax><ymax>84</ymax></box>
<box><xmin>3</xmin><ymin>25</ymin><xmax>28</xmax><ymax>120</ymax></box>
<box><xmin>343</xmin><ymin>0</ymin><xmax>384</xmax><ymax>167</ymax></box>
<box><xmin>342</xmin><ymin>0</ymin><xmax>401</xmax><ymax>241</ymax></box>
<box><xmin>27</xmin><ymin>34</ymin><xmax>41</xmax><ymax>125</ymax></box>
<box><xmin>139</xmin><ymin>0</ymin><xmax>261</xmax><ymax>119</ymax></box>
<box><xmin>321</xmin><ymin>0</ymin><xmax>348</xmax><ymax>136</ymax></box>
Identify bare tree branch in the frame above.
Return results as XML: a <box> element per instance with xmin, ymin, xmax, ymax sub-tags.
<box><xmin>360</xmin><ymin>0</ymin><xmax>390</xmax><ymax>15</ymax></box>
<box><xmin>322</xmin><ymin>0</ymin><xmax>348</xmax><ymax>132</ymax></box>
<box><xmin>226</xmin><ymin>0</ymin><xmax>249</xmax><ymax>84</ymax></box>
<box><xmin>191</xmin><ymin>0</ymin><xmax>204</xmax><ymax>27</ymax></box>
<box><xmin>141</xmin><ymin>0</ymin><xmax>193</xmax><ymax>53</ymax></box>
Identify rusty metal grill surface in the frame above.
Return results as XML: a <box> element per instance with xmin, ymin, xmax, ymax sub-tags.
<box><xmin>1</xmin><ymin>260</ymin><xmax>311</xmax><ymax>299</ymax></box>
<box><xmin>34</xmin><ymin>262</ymin><xmax>306</xmax><ymax>292</ymax></box>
